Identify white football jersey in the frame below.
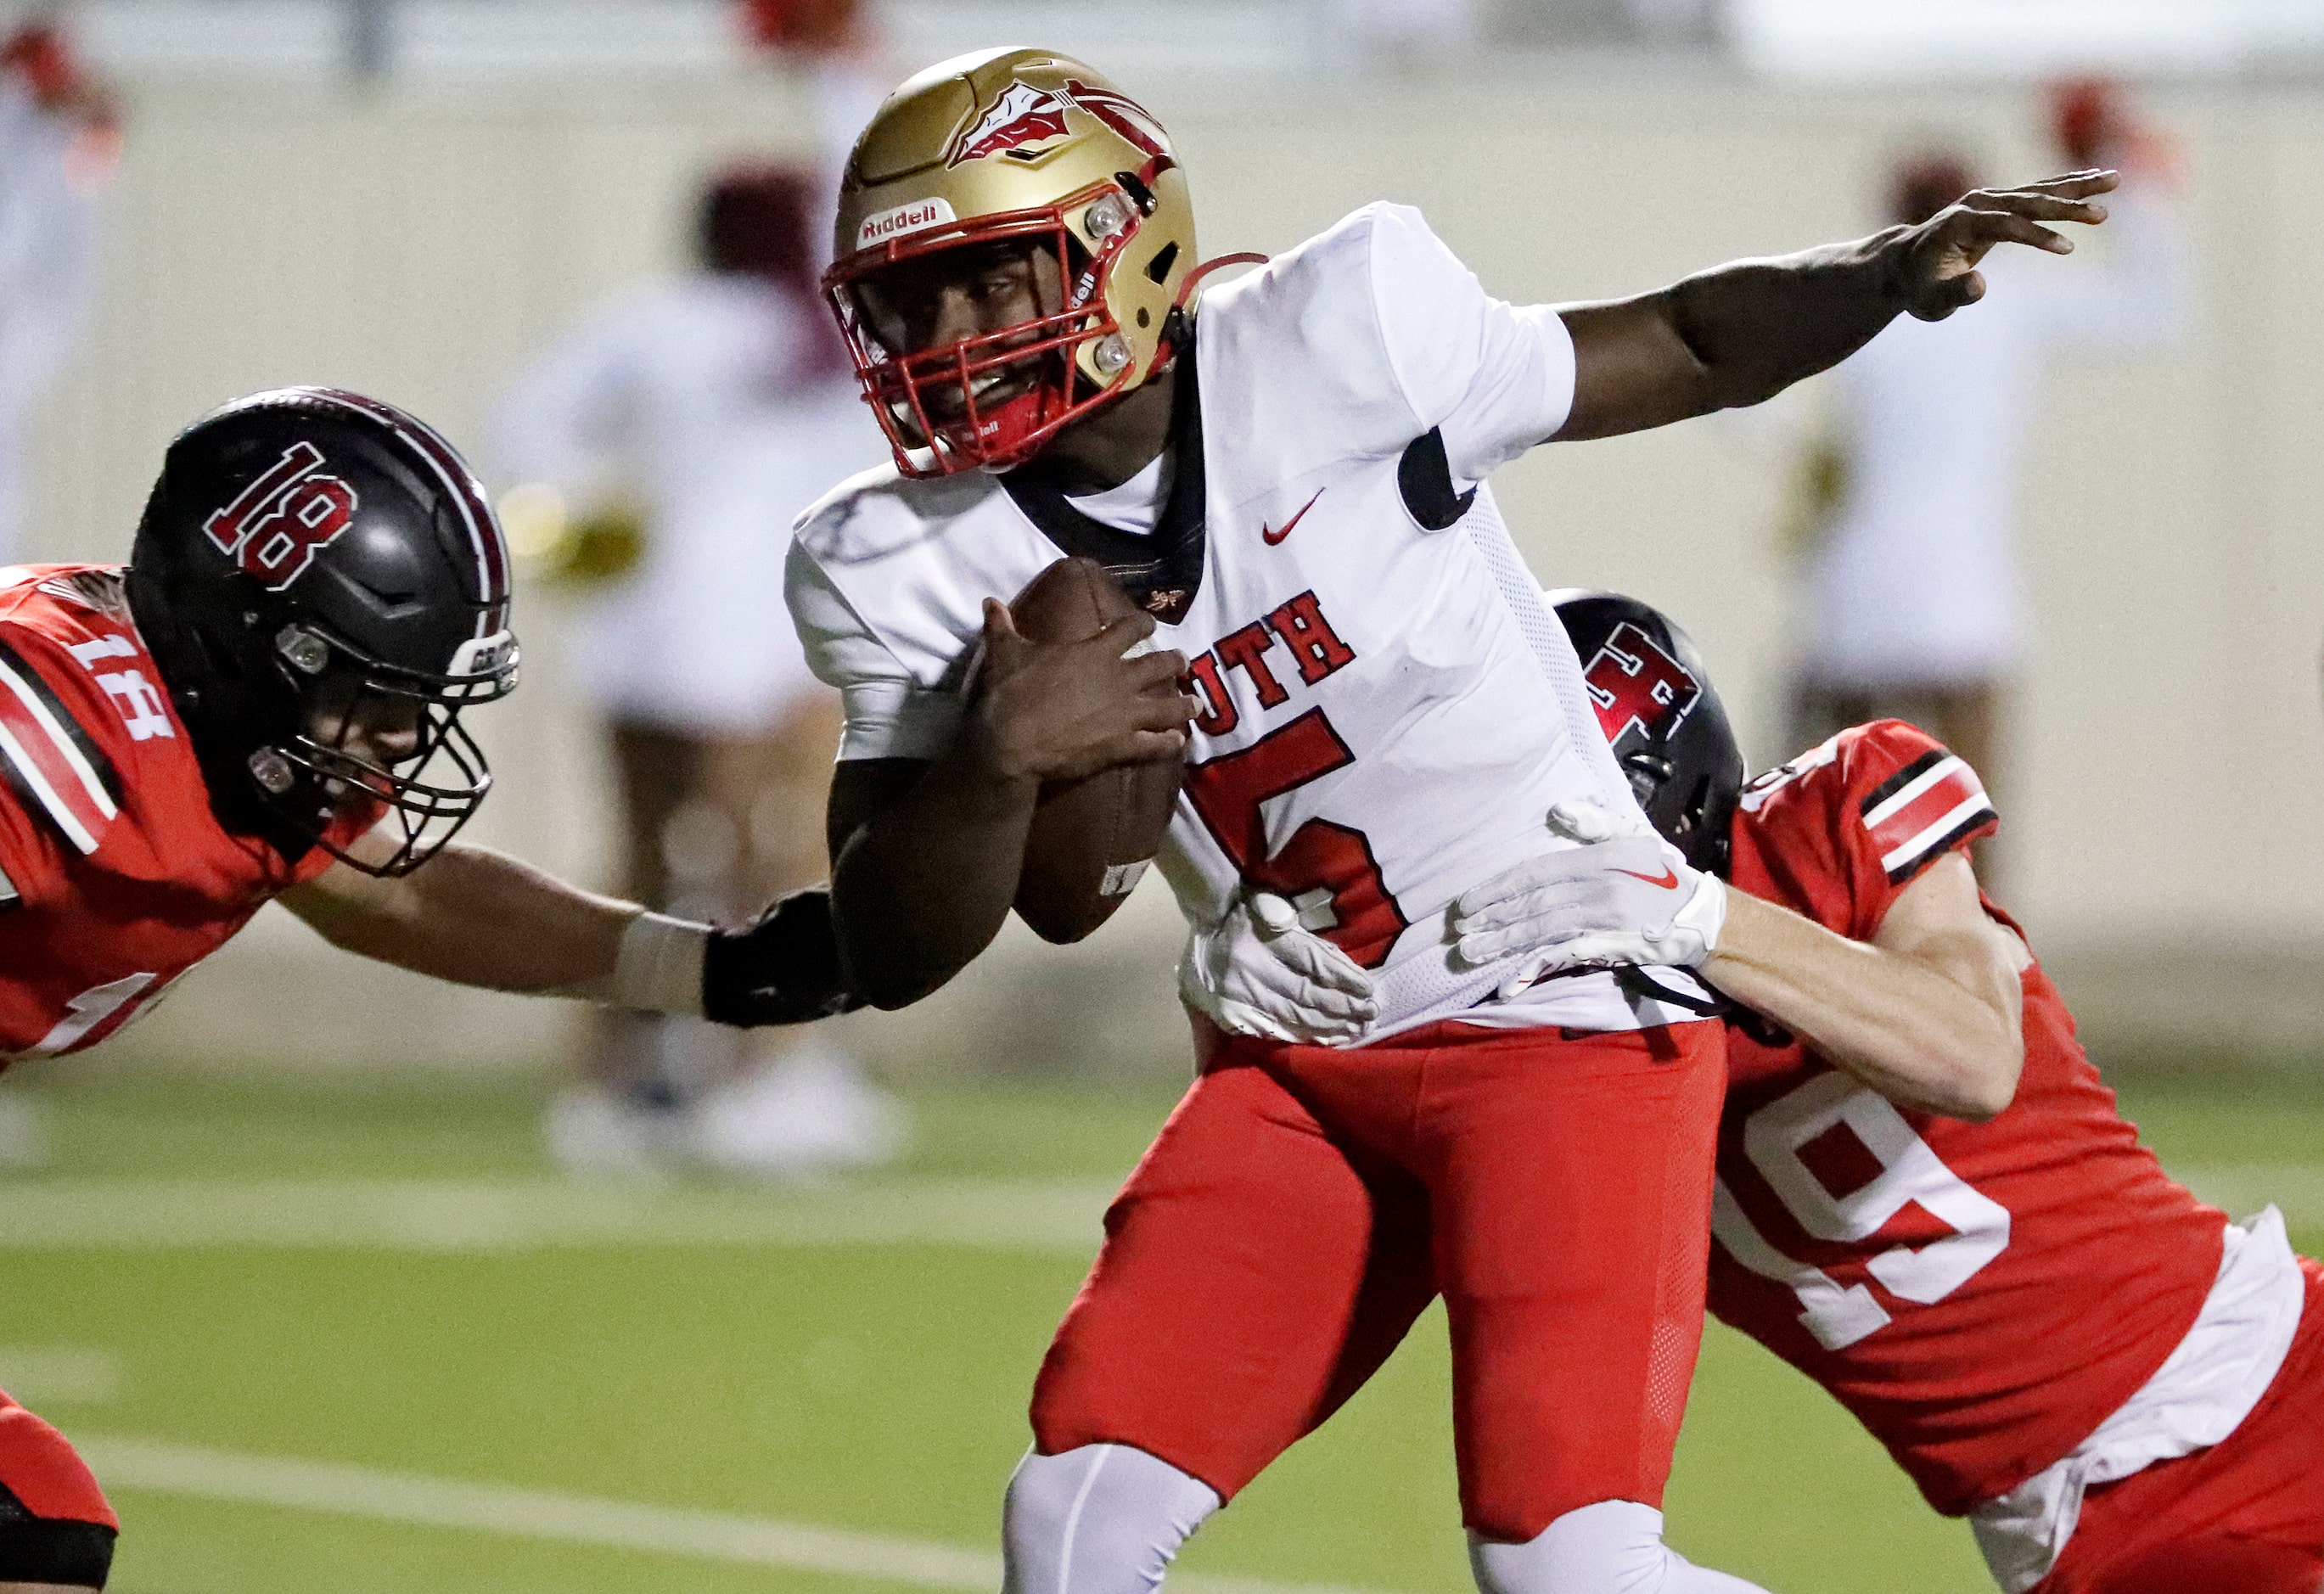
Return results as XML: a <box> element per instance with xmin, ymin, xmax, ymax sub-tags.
<box><xmin>789</xmin><ymin>202</ymin><xmax>1712</xmax><ymax>1037</ymax></box>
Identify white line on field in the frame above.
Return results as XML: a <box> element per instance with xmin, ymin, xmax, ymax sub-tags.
<box><xmin>0</xmin><ymin>1345</ymin><xmax>121</xmax><ymax>1405</ymax></box>
<box><xmin>0</xmin><ymin>1177</ymin><xmax>1117</xmax><ymax>1252</ymax></box>
<box><xmin>77</xmin><ymin>1435</ymin><xmax>1384</xmax><ymax>1594</ymax></box>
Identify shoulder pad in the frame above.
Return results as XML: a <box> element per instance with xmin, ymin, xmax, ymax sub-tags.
<box><xmin>1193</xmin><ymin>203</ymin><xmax>1434</xmax><ymax>473</ymax></box>
<box><xmin>31</xmin><ymin>568</ymin><xmax>133</xmax><ymax>621</ymax></box>
<box><xmin>1739</xmin><ymin>732</ymin><xmax>1843</xmax><ymax>814</ymax></box>
<box><xmin>793</xmin><ymin>462</ymin><xmax>999</xmax><ymax>565</ymax></box>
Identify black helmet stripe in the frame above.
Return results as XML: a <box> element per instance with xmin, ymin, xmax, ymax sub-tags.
<box><xmin>300</xmin><ymin>388</ymin><xmax>510</xmax><ymax>634</ymax></box>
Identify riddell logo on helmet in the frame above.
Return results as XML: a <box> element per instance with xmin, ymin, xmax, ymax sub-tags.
<box><xmin>856</xmin><ymin>196</ymin><xmax>958</xmax><ymax>250</ymax></box>
<box><xmin>948</xmin><ymin>81</ymin><xmax>1075</xmax><ymax>166</ymax></box>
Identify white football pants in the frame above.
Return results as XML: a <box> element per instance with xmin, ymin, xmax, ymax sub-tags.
<box><xmin>1002</xmin><ymin>1446</ymin><xmax>1773</xmax><ymax>1594</ymax></box>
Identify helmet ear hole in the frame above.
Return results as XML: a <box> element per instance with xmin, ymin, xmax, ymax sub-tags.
<box><xmin>1145</xmin><ymin>240</ymin><xmax>1180</xmax><ymax>285</ymax></box>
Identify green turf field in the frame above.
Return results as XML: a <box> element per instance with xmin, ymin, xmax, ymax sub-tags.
<box><xmin>0</xmin><ymin>1064</ymin><xmax>2315</xmax><ymax>1594</ymax></box>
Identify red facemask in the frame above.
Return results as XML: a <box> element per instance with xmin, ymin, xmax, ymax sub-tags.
<box><xmin>824</xmin><ymin>184</ymin><xmax>1147</xmax><ymax>478</ymax></box>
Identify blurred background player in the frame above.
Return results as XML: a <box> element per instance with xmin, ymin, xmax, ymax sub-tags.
<box><xmin>495</xmin><ymin>163</ymin><xmax>900</xmax><ymax>1179</ymax></box>
<box><xmin>1785</xmin><ymin>80</ymin><xmax>2186</xmax><ymax>873</ymax></box>
<box><xmin>0</xmin><ymin>19</ymin><xmax>116</xmax><ymax>566</ymax></box>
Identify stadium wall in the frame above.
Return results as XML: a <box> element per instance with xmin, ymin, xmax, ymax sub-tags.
<box><xmin>25</xmin><ymin>63</ymin><xmax>2321</xmax><ymax>1071</ymax></box>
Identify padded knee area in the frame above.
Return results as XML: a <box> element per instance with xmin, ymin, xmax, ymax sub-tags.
<box><xmin>1004</xmin><ymin>1444</ymin><xmax>1221</xmax><ymax>1594</ymax></box>
<box><xmin>1468</xmin><ymin>1501</ymin><xmax>1770</xmax><ymax>1594</ymax></box>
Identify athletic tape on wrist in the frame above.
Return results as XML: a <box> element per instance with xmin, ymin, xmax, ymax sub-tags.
<box><xmin>613</xmin><ymin>912</ymin><xmax>711</xmax><ymax>1016</ymax></box>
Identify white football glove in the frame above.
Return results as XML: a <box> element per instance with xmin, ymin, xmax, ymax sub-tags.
<box><xmin>1179</xmin><ymin>890</ymin><xmax>1379</xmax><ymax>1046</ymax></box>
<box><xmin>1451</xmin><ymin>800</ymin><xmax>1728</xmax><ymax>999</ymax></box>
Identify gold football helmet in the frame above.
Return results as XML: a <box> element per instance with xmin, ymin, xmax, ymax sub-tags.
<box><xmin>823</xmin><ymin>48</ymin><xmax>1198</xmax><ymax>477</ymax></box>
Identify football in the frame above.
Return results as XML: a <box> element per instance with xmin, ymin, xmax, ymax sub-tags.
<box><xmin>1008</xmin><ymin>557</ymin><xmax>1185</xmax><ymax>943</ymax></box>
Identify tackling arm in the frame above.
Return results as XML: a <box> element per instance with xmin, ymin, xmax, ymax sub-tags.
<box><xmin>1555</xmin><ymin>172</ymin><xmax>2116</xmax><ymax>441</ymax></box>
<box><xmin>282</xmin><ymin>840</ymin><xmax>646</xmax><ymax>994</ymax></box>
<box><xmin>1704</xmin><ymin>853</ymin><xmax>2028</xmax><ymax>1120</ymax></box>
<box><xmin>281</xmin><ymin>838</ymin><xmax>856</xmax><ymax>1027</ymax></box>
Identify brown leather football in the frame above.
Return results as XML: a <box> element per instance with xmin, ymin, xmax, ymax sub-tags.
<box><xmin>1008</xmin><ymin>557</ymin><xmax>1185</xmax><ymax>943</ymax></box>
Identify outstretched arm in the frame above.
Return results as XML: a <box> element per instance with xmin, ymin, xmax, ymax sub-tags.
<box><xmin>281</xmin><ymin>839</ymin><xmax>854</xmax><ymax>1027</ymax></box>
<box><xmin>283</xmin><ymin>840</ymin><xmax>643</xmax><ymax>993</ymax></box>
<box><xmin>1555</xmin><ymin>171</ymin><xmax>2117</xmax><ymax>441</ymax></box>
<box><xmin>1704</xmin><ymin>853</ymin><xmax>2028</xmax><ymax>1120</ymax></box>
<box><xmin>1451</xmin><ymin>819</ymin><xmax>2026</xmax><ymax>1120</ymax></box>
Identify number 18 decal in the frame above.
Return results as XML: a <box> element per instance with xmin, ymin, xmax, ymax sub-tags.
<box><xmin>1714</xmin><ymin>1071</ymin><xmax>2011</xmax><ymax>1351</ymax></box>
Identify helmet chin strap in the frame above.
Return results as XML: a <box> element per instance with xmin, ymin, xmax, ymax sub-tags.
<box><xmin>1153</xmin><ymin>251</ymin><xmax>1267</xmax><ymax>366</ymax></box>
<box><xmin>985</xmin><ymin>248</ymin><xmax>1264</xmax><ymax>462</ymax></box>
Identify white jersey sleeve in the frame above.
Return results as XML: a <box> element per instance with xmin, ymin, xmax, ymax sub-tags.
<box><xmin>1197</xmin><ymin>204</ymin><xmax>1576</xmax><ymax>495</ymax></box>
<box><xmin>783</xmin><ymin>533</ymin><xmax>966</xmax><ymax>762</ymax></box>
<box><xmin>1362</xmin><ymin>203</ymin><xmax>1578</xmax><ymax>485</ymax></box>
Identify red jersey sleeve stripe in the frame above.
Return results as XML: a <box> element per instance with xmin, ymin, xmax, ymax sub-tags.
<box><xmin>1861</xmin><ymin>751</ymin><xmax>1995</xmax><ymax>884</ymax></box>
<box><xmin>0</xmin><ymin>640</ymin><xmax>119</xmax><ymax>856</ymax></box>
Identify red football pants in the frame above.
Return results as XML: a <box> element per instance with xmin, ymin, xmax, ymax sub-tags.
<box><xmin>1030</xmin><ymin>1019</ymin><xmax>1724</xmax><ymax>1543</ymax></box>
<box><xmin>2039</xmin><ymin>1260</ymin><xmax>2324</xmax><ymax>1594</ymax></box>
<box><xmin>0</xmin><ymin>1388</ymin><xmax>116</xmax><ymax>1590</ymax></box>
<box><xmin>0</xmin><ymin>1393</ymin><xmax>112</xmax><ymax>1529</ymax></box>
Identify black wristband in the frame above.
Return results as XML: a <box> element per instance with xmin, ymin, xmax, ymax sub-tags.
<box><xmin>701</xmin><ymin>888</ymin><xmax>863</xmax><ymax>1028</ymax></box>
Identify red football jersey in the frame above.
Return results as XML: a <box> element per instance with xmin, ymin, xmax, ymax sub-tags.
<box><xmin>0</xmin><ymin>564</ymin><xmax>346</xmax><ymax>1062</ymax></box>
<box><xmin>1709</xmin><ymin>720</ymin><xmax>2229</xmax><ymax>1517</ymax></box>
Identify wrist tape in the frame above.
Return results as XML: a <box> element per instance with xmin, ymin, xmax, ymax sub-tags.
<box><xmin>553</xmin><ymin>911</ymin><xmax>710</xmax><ymax>1015</ymax></box>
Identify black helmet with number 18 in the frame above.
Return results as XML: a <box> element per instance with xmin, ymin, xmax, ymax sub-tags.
<box><xmin>1549</xmin><ymin>589</ymin><xmax>1743</xmax><ymax>878</ymax></box>
<box><xmin>125</xmin><ymin>388</ymin><xmax>519</xmax><ymax>877</ymax></box>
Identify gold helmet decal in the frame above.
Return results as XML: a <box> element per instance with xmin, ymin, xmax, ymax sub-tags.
<box><xmin>949</xmin><ymin>81</ymin><xmax>1073</xmax><ymax>166</ymax></box>
<box><xmin>824</xmin><ymin>48</ymin><xmax>1200</xmax><ymax>478</ymax></box>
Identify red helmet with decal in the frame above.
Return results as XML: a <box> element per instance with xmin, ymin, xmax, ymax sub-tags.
<box><xmin>822</xmin><ymin>48</ymin><xmax>1199</xmax><ymax>477</ymax></box>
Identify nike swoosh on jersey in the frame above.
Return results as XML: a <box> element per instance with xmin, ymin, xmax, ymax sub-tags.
<box><xmin>1614</xmin><ymin>866</ymin><xmax>1681</xmax><ymax>890</ymax></box>
<box><xmin>1261</xmin><ymin>488</ymin><xmax>1324</xmax><ymax>546</ymax></box>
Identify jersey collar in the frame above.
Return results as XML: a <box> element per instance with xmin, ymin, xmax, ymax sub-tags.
<box><xmin>999</xmin><ymin>334</ymin><xmax>1206</xmax><ymax>626</ymax></box>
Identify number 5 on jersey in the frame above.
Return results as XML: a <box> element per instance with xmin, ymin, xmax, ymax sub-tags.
<box><xmin>1183</xmin><ymin>707</ymin><xmax>1408</xmax><ymax>968</ymax></box>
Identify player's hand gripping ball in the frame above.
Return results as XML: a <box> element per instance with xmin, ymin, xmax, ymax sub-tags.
<box><xmin>995</xmin><ymin>558</ymin><xmax>1192</xmax><ymax>943</ymax></box>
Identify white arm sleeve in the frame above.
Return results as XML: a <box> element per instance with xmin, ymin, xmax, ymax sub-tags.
<box><xmin>783</xmin><ymin>536</ymin><xmax>964</xmax><ymax>763</ymax></box>
<box><xmin>1366</xmin><ymin>204</ymin><xmax>1578</xmax><ymax>485</ymax></box>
